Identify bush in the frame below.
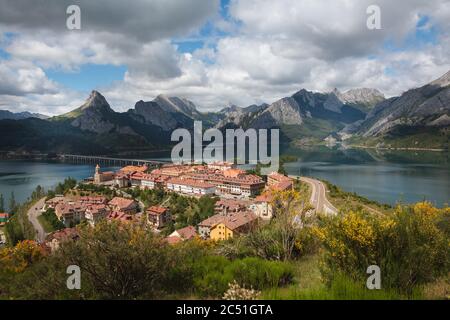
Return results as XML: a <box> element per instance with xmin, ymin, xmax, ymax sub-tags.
<box><xmin>192</xmin><ymin>256</ymin><xmax>294</xmax><ymax>297</ymax></box>
<box><xmin>42</xmin><ymin>209</ymin><xmax>65</xmax><ymax>231</ymax></box>
<box><xmin>317</xmin><ymin>202</ymin><xmax>450</xmax><ymax>296</ymax></box>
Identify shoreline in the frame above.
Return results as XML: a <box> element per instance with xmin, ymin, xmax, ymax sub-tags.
<box><xmin>344</xmin><ymin>144</ymin><xmax>447</xmax><ymax>152</ymax></box>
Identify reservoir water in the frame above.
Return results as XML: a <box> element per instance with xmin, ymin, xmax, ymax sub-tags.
<box><xmin>0</xmin><ymin>147</ymin><xmax>448</xmax><ymax>209</ymax></box>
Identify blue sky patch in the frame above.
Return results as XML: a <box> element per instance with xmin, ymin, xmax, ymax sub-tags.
<box><xmin>46</xmin><ymin>64</ymin><xmax>127</xmax><ymax>91</ymax></box>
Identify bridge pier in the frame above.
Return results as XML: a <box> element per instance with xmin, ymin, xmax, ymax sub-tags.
<box><xmin>59</xmin><ymin>154</ymin><xmax>167</xmax><ymax>168</ymax></box>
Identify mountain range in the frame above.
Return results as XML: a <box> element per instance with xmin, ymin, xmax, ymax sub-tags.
<box><xmin>0</xmin><ymin>110</ymin><xmax>48</xmax><ymax>121</ymax></box>
<box><xmin>0</xmin><ymin>70</ymin><xmax>448</xmax><ymax>155</ymax></box>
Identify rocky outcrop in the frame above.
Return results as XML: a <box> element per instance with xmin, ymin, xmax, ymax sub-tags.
<box><xmin>357</xmin><ymin>70</ymin><xmax>450</xmax><ymax>137</ymax></box>
<box><xmin>70</xmin><ymin>91</ymin><xmax>122</xmax><ymax>134</ymax></box>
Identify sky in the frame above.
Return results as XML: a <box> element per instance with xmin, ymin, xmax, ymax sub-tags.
<box><xmin>0</xmin><ymin>0</ymin><xmax>449</xmax><ymax>115</ymax></box>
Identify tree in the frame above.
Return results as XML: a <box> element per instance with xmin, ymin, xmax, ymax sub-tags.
<box><xmin>8</xmin><ymin>192</ymin><xmax>17</xmax><ymax>214</ymax></box>
<box><xmin>270</xmin><ymin>189</ymin><xmax>305</xmax><ymax>261</ymax></box>
<box><xmin>0</xmin><ymin>193</ymin><xmax>4</xmax><ymax>212</ymax></box>
<box><xmin>31</xmin><ymin>185</ymin><xmax>45</xmax><ymax>201</ymax></box>
<box><xmin>55</xmin><ymin>221</ymin><xmax>174</xmax><ymax>299</ymax></box>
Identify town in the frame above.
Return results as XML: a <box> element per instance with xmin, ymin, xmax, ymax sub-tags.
<box><xmin>36</xmin><ymin>161</ymin><xmax>297</xmax><ymax>249</ymax></box>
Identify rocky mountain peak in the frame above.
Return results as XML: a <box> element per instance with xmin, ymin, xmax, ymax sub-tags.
<box><xmin>80</xmin><ymin>90</ymin><xmax>112</xmax><ymax>112</ymax></box>
<box><xmin>337</xmin><ymin>88</ymin><xmax>385</xmax><ymax>105</ymax></box>
<box><xmin>430</xmin><ymin>69</ymin><xmax>450</xmax><ymax>88</ymax></box>
<box><xmin>219</xmin><ymin>104</ymin><xmax>242</xmax><ymax>114</ymax></box>
<box><xmin>153</xmin><ymin>94</ymin><xmax>199</xmax><ymax>117</ymax></box>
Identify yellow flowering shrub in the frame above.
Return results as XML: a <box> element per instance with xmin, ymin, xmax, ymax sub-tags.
<box><xmin>0</xmin><ymin>240</ymin><xmax>46</xmax><ymax>273</ymax></box>
<box><xmin>318</xmin><ymin>203</ymin><xmax>450</xmax><ymax>295</ymax></box>
<box><xmin>341</xmin><ymin>211</ymin><xmax>375</xmax><ymax>247</ymax></box>
<box><xmin>413</xmin><ymin>201</ymin><xmax>440</xmax><ymax>218</ymax></box>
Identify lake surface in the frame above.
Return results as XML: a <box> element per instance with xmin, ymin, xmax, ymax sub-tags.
<box><xmin>0</xmin><ymin>161</ymin><xmax>119</xmax><ymax>208</ymax></box>
<box><xmin>282</xmin><ymin>147</ymin><xmax>449</xmax><ymax>207</ymax></box>
<box><xmin>0</xmin><ymin>147</ymin><xmax>448</xmax><ymax>209</ymax></box>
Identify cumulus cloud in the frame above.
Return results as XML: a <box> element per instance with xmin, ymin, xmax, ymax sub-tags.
<box><xmin>0</xmin><ymin>59</ymin><xmax>58</xmax><ymax>96</ymax></box>
<box><xmin>0</xmin><ymin>0</ymin><xmax>219</xmax><ymax>42</ymax></box>
<box><xmin>0</xmin><ymin>0</ymin><xmax>449</xmax><ymax>114</ymax></box>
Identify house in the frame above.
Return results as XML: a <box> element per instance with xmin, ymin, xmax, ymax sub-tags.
<box><xmin>79</xmin><ymin>196</ymin><xmax>108</xmax><ymax>205</ymax></box>
<box><xmin>129</xmin><ymin>172</ymin><xmax>144</xmax><ymax>187</ymax></box>
<box><xmin>108</xmin><ymin>197</ymin><xmax>138</xmax><ymax>214</ymax></box>
<box><xmin>214</xmin><ymin>199</ymin><xmax>251</xmax><ymax>215</ymax></box>
<box><xmin>94</xmin><ymin>164</ymin><xmax>114</xmax><ymax>184</ymax></box>
<box><xmin>250</xmin><ymin>192</ymin><xmax>274</xmax><ymax>220</ymax></box>
<box><xmin>209</xmin><ymin>212</ymin><xmax>259</xmax><ymax>241</ymax></box>
<box><xmin>188</xmin><ymin>173</ymin><xmax>265</xmax><ymax>198</ymax></box>
<box><xmin>207</xmin><ymin>161</ymin><xmax>236</xmax><ymax>171</ymax></box>
<box><xmin>45</xmin><ymin>195</ymin><xmax>69</xmax><ymax>209</ymax></box>
<box><xmin>85</xmin><ymin>204</ymin><xmax>110</xmax><ymax>226</ymax></box>
<box><xmin>166</xmin><ymin>177</ymin><xmax>216</xmax><ymax>196</ymax></box>
<box><xmin>165</xmin><ymin>236</ymin><xmax>183</xmax><ymax>245</ymax></box>
<box><xmin>45</xmin><ymin>228</ymin><xmax>79</xmax><ymax>252</ymax></box>
<box><xmin>147</xmin><ymin>206</ymin><xmax>171</xmax><ymax>229</ymax></box>
<box><xmin>169</xmin><ymin>225</ymin><xmax>197</xmax><ymax>240</ymax></box>
<box><xmin>267</xmin><ymin>172</ymin><xmax>293</xmax><ymax>190</ymax></box>
<box><xmin>198</xmin><ymin>214</ymin><xmax>228</xmax><ymax>239</ymax></box>
<box><xmin>0</xmin><ymin>213</ymin><xmax>10</xmax><ymax>226</ymax></box>
<box><xmin>106</xmin><ymin>211</ymin><xmax>135</xmax><ymax>224</ymax></box>
<box><xmin>114</xmin><ymin>172</ymin><xmax>131</xmax><ymax>188</ymax></box>
<box><xmin>153</xmin><ymin>164</ymin><xmax>195</xmax><ymax>177</ymax></box>
<box><xmin>119</xmin><ymin>165</ymin><xmax>148</xmax><ymax>174</ymax></box>
<box><xmin>223</xmin><ymin>168</ymin><xmax>246</xmax><ymax>178</ymax></box>
<box><xmin>54</xmin><ymin>202</ymin><xmax>86</xmax><ymax>227</ymax></box>
<box><xmin>140</xmin><ymin>173</ymin><xmax>169</xmax><ymax>190</ymax></box>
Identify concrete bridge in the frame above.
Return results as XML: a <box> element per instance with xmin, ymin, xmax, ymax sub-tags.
<box><xmin>60</xmin><ymin>154</ymin><xmax>169</xmax><ymax>167</ymax></box>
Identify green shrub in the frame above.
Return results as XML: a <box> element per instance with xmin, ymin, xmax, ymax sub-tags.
<box><xmin>192</xmin><ymin>256</ymin><xmax>294</xmax><ymax>297</ymax></box>
<box><xmin>317</xmin><ymin>202</ymin><xmax>450</xmax><ymax>296</ymax></box>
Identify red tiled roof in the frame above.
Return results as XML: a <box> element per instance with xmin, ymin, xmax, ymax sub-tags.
<box><xmin>268</xmin><ymin>172</ymin><xmax>293</xmax><ymax>183</ymax></box>
<box><xmin>46</xmin><ymin>227</ymin><xmax>79</xmax><ymax>242</ymax></box>
<box><xmin>108</xmin><ymin>197</ymin><xmax>136</xmax><ymax>210</ymax></box>
<box><xmin>147</xmin><ymin>206</ymin><xmax>168</xmax><ymax>215</ymax></box>
<box><xmin>107</xmin><ymin>211</ymin><xmax>134</xmax><ymax>223</ymax></box>
<box><xmin>86</xmin><ymin>204</ymin><xmax>110</xmax><ymax>216</ymax></box>
<box><xmin>215</xmin><ymin>199</ymin><xmax>250</xmax><ymax>212</ymax></box>
<box><xmin>187</xmin><ymin>172</ymin><xmax>264</xmax><ymax>186</ymax></box>
<box><xmin>175</xmin><ymin>226</ymin><xmax>197</xmax><ymax>240</ymax></box>
<box><xmin>140</xmin><ymin>173</ymin><xmax>170</xmax><ymax>183</ymax></box>
<box><xmin>255</xmin><ymin>192</ymin><xmax>273</xmax><ymax>203</ymax></box>
<box><xmin>165</xmin><ymin>236</ymin><xmax>183</xmax><ymax>245</ymax></box>
<box><xmin>79</xmin><ymin>196</ymin><xmax>107</xmax><ymax>203</ymax></box>
<box><xmin>223</xmin><ymin>168</ymin><xmax>246</xmax><ymax>178</ymax></box>
<box><xmin>214</xmin><ymin>212</ymin><xmax>258</xmax><ymax>231</ymax></box>
<box><xmin>271</xmin><ymin>180</ymin><xmax>293</xmax><ymax>191</ymax></box>
<box><xmin>120</xmin><ymin>165</ymin><xmax>148</xmax><ymax>174</ymax></box>
<box><xmin>55</xmin><ymin>202</ymin><xmax>86</xmax><ymax>216</ymax></box>
<box><xmin>167</xmin><ymin>177</ymin><xmax>215</xmax><ymax>189</ymax></box>
<box><xmin>199</xmin><ymin>214</ymin><xmax>227</xmax><ymax>227</ymax></box>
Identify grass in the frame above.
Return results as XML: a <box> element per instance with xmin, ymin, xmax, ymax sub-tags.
<box><xmin>262</xmin><ymin>255</ymin><xmax>422</xmax><ymax>300</ymax></box>
<box><xmin>321</xmin><ymin>180</ymin><xmax>392</xmax><ymax>215</ymax></box>
<box><xmin>37</xmin><ymin>214</ymin><xmax>57</xmax><ymax>233</ymax></box>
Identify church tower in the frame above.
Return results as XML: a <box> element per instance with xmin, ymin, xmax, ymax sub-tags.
<box><xmin>94</xmin><ymin>164</ymin><xmax>101</xmax><ymax>183</ymax></box>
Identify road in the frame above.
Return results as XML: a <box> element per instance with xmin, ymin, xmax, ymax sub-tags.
<box><xmin>27</xmin><ymin>198</ymin><xmax>47</xmax><ymax>243</ymax></box>
<box><xmin>290</xmin><ymin>176</ymin><xmax>338</xmax><ymax>215</ymax></box>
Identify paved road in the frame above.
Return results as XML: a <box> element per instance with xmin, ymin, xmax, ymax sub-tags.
<box><xmin>27</xmin><ymin>198</ymin><xmax>47</xmax><ymax>243</ymax></box>
<box><xmin>290</xmin><ymin>176</ymin><xmax>338</xmax><ymax>215</ymax></box>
